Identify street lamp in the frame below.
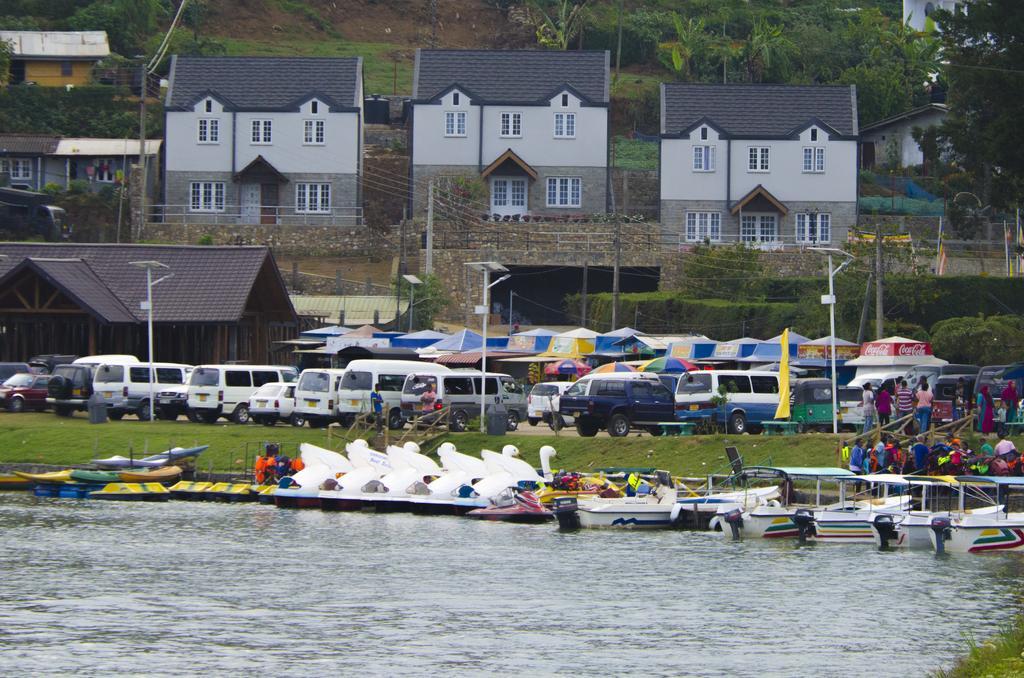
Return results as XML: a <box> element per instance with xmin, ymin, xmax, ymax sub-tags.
<box><xmin>808</xmin><ymin>247</ymin><xmax>855</xmax><ymax>435</ymax></box>
<box><xmin>130</xmin><ymin>260</ymin><xmax>171</xmax><ymax>421</ymax></box>
<box><xmin>402</xmin><ymin>274</ymin><xmax>422</xmax><ymax>333</ymax></box>
<box><xmin>466</xmin><ymin>261</ymin><xmax>509</xmax><ymax>433</ymax></box>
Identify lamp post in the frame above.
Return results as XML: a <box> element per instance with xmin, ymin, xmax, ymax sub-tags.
<box><xmin>130</xmin><ymin>260</ymin><xmax>171</xmax><ymax>421</ymax></box>
<box><xmin>402</xmin><ymin>274</ymin><xmax>422</xmax><ymax>332</ymax></box>
<box><xmin>466</xmin><ymin>262</ymin><xmax>509</xmax><ymax>433</ymax></box>
<box><xmin>808</xmin><ymin>247</ymin><xmax>854</xmax><ymax>435</ymax></box>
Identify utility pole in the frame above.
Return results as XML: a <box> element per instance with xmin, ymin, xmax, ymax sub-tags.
<box><xmin>137</xmin><ymin>60</ymin><xmax>147</xmax><ymax>242</ymax></box>
<box><xmin>856</xmin><ymin>272</ymin><xmax>873</xmax><ymax>344</ymax></box>
<box><xmin>581</xmin><ymin>260</ymin><xmax>589</xmax><ymax>327</ymax></box>
<box><xmin>875</xmin><ymin>222</ymin><xmax>884</xmax><ymax>339</ymax></box>
<box><xmin>611</xmin><ymin>218</ymin><xmax>621</xmax><ymax>330</ymax></box>
<box><xmin>614</xmin><ymin>0</ymin><xmax>623</xmax><ymax>85</ymax></box>
<box><xmin>425</xmin><ymin>180</ymin><xmax>434</xmax><ymax>275</ymax></box>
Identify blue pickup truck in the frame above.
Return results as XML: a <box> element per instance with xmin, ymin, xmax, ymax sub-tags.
<box><xmin>557</xmin><ymin>376</ymin><xmax>678</xmax><ymax>437</ymax></box>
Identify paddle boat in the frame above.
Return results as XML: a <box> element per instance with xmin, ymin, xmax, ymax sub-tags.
<box><xmin>277</xmin><ymin>442</ymin><xmax>355</xmax><ymax>509</ymax></box>
<box><xmin>89</xmin><ymin>482</ymin><xmax>171</xmax><ymax>501</ymax></box>
<box><xmin>317</xmin><ymin>440</ymin><xmax>390</xmax><ymax>511</ymax></box>
<box><xmin>406</xmin><ymin>442</ymin><xmax>490</xmax><ymax>516</ymax></box>
<box><xmin>207</xmin><ymin>482</ymin><xmax>255</xmax><ymax>503</ymax></box>
<box><xmin>926</xmin><ymin>477</ymin><xmax>1024</xmax><ymax>554</ymax></box>
<box><xmin>354</xmin><ymin>442</ymin><xmax>442</xmax><ymax>512</ymax></box>
<box><xmin>465</xmin><ymin>488</ymin><xmax>553</xmax><ymax>523</ymax></box>
<box><xmin>553</xmin><ymin>471</ymin><xmax>680</xmax><ymax>529</ymax></box>
<box><xmin>168</xmin><ymin>480</ymin><xmax>214</xmax><ymax>500</ymax></box>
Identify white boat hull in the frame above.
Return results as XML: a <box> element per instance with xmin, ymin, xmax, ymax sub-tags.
<box><xmin>931</xmin><ymin>515</ymin><xmax>1024</xmax><ymax>554</ymax></box>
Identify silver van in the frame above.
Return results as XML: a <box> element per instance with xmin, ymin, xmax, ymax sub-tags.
<box><xmin>400</xmin><ymin>371</ymin><xmax>527</xmax><ymax>432</ymax></box>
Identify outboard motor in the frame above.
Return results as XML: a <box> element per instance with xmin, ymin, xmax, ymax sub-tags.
<box><xmin>930</xmin><ymin>516</ymin><xmax>952</xmax><ymax>555</ymax></box>
<box><xmin>792</xmin><ymin>509</ymin><xmax>816</xmax><ymax>545</ymax></box>
<box><xmin>873</xmin><ymin>514</ymin><xmax>897</xmax><ymax>550</ymax></box>
<box><xmin>722</xmin><ymin>508</ymin><xmax>744</xmax><ymax>541</ymax></box>
<box><xmin>553</xmin><ymin>496</ymin><xmax>580</xmax><ymax>531</ymax></box>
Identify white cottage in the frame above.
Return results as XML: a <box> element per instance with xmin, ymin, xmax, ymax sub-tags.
<box><xmin>410</xmin><ymin>49</ymin><xmax>609</xmax><ymax>217</ymax></box>
<box><xmin>163</xmin><ymin>56</ymin><xmax>363</xmax><ymax>225</ymax></box>
<box><xmin>660</xmin><ymin>83</ymin><xmax>859</xmax><ymax>247</ymax></box>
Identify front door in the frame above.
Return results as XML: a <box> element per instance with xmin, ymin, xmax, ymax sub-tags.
<box><xmin>240</xmin><ymin>183</ymin><xmax>260</xmax><ymax>224</ymax></box>
<box><xmin>260</xmin><ymin>183</ymin><xmax>278</xmax><ymax>225</ymax></box>
<box><xmin>490</xmin><ymin>177</ymin><xmax>527</xmax><ymax>217</ymax></box>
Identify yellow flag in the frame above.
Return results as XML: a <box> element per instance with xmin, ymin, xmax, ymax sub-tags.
<box><xmin>774</xmin><ymin>328</ymin><xmax>791</xmax><ymax>420</ymax></box>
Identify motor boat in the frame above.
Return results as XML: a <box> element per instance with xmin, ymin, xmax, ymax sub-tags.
<box><xmin>679</xmin><ymin>484</ymin><xmax>781</xmax><ymax>531</ymax></box>
<box><xmin>554</xmin><ymin>472</ymin><xmax>680</xmax><ymax>529</ymax></box>
<box><xmin>466</xmin><ymin>488</ymin><xmax>553</xmax><ymax>523</ymax></box>
<box><xmin>925</xmin><ymin>476</ymin><xmax>1024</xmax><ymax>554</ymax></box>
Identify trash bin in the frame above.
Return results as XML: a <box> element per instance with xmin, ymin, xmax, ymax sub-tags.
<box><xmin>87</xmin><ymin>392</ymin><xmax>108</xmax><ymax>424</ymax></box>
<box><xmin>486</xmin><ymin>403</ymin><xmax>507</xmax><ymax>436</ymax></box>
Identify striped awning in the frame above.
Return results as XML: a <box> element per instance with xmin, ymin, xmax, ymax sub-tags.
<box><xmin>436</xmin><ymin>351</ymin><xmax>524</xmax><ymax>365</ymax></box>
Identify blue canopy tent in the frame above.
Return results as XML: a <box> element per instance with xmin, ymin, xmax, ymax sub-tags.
<box><xmin>510</xmin><ymin>328</ymin><xmax>558</xmax><ymax>352</ymax></box>
<box><xmin>736</xmin><ymin>332</ymin><xmax>811</xmax><ymax>366</ymax></box>
<box><xmin>299</xmin><ymin>325</ymin><xmax>352</xmax><ymax>340</ymax></box>
<box><xmin>424</xmin><ymin>329</ymin><xmax>484</xmax><ymax>353</ymax></box>
<box><xmin>390</xmin><ymin>329</ymin><xmax>451</xmax><ymax>349</ymax></box>
<box><xmin>667</xmin><ymin>337</ymin><xmax>717</xmax><ymax>360</ymax></box>
<box><xmin>591</xmin><ymin>327</ymin><xmax>644</xmax><ymax>359</ymax></box>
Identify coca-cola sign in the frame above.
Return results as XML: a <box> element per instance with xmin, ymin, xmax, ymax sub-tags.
<box><xmin>859</xmin><ymin>341</ymin><xmax>932</xmax><ymax>357</ymax></box>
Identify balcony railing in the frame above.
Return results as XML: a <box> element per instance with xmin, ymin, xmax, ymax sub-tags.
<box><xmin>146</xmin><ymin>204</ymin><xmax>363</xmax><ymax>226</ymax></box>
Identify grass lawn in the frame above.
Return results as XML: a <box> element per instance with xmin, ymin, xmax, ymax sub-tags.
<box><xmin>220</xmin><ymin>37</ymin><xmax>412</xmax><ymax>96</ymax></box>
<box><xmin>0</xmin><ymin>412</ymin><xmax>845</xmax><ymax>478</ymax></box>
<box><xmin>613</xmin><ymin>135</ymin><xmax>658</xmax><ymax>170</ymax></box>
<box><xmin>937</xmin><ymin>616</ymin><xmax>1024</xmax><ymax>677</ymax></box>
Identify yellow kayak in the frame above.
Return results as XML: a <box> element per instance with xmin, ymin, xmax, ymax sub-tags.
<box><xmin>0</xmin><ymin>474</ymin><xmax>32</xmax><ymax>490</ymax></box>
<box><xmin>90</xmin><ymin>482</ymin><xmax>171</xmax><ymax>501</ymax></box>
<box><xmin>118</xmin><ymin>465</ymin><xmax>182</xmax><ymax>483</ymax></box>
<box><xmin>13</xmin><ymin>470</ymin><xmax>74</xmax><ymax>483</ymax></box>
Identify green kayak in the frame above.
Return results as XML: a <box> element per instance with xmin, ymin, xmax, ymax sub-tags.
<box><xmin>70</xmin><ymin>469</ymin><xmax>123</xmax><ymax>484</ymax></box>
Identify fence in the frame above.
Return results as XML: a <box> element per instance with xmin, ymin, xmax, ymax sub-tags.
<box><xmin>147</xmin><ymin>204</ymin><xmax>364</xmax><ymax>226</ymax></box>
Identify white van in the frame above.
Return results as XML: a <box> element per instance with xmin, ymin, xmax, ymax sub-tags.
<box><xmin>674</xmin><ymin>370</ymin><xmax>781</xmax><ymax>434</ymax></box>
<box><xmin>292</xmin><ymin>368</ymin><xmax>347</xmax><ymax>428</ymax></box>
<box><xmin>94</xmin><ymin>362</ymin><xmax>192</xmax><ymax>420</ymax></box>
<box><xmin>401</xmin><ymin>370</ymin><xmax>528</xmax><ymax>432</ymax></box>
<box><xmin>187</xmin><ymin>364</ymin><xmax>298</xmax><ymax>424</ymax></box>
<box><xmin>73</xmin><ymin>354</ymin><xmax>139</xmax><ymax>366</ymax></box>
<box><xmin>337</xmin><ymin>360</ymin><xmax>451</xmax><ymax>429</ymax></box>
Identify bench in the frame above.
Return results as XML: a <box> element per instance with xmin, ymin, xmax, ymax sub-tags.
<box><xmin>762</xmin><ymin>420</ymin><xmax>800</xmax><ymax>436</ymax></box>
<box><xmin>652</xmin><ymin>422</ymin><xmax>697</xmax><ymax>436</ymax></box>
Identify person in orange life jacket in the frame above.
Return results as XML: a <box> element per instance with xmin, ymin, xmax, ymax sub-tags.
<box><xmin>290</xmin><ymin>456</ymin><xmax>305</xmax><ymax>473</ymax></box>
<box><xmin>254</xmin><ymin>451</ymin><xmax>272</xmax><ymax>484</ymax></box>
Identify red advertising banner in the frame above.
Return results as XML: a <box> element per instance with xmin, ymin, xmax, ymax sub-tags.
<box><xmin>859</xmin><ymin>341</ymin><xmax>932</xmax><ymax>358</ymax></box>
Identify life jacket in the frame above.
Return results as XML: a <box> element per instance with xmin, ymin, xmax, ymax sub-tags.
<box><xmin>841</xmin><ymin>445</ymin><xmax>850</xmax><ymax>462</ymax></box>
<box><xmin>291</xmin><ymin>458</ymin><xmax>305</xmax><ymax>472</ymax></box>
<box><xmin>869</xmin><ymin>449</ymin><xmax>879</xmax><ymax>473</ymax></box>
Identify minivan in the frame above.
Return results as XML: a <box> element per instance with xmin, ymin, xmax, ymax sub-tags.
<box><xmin>46</xmin><ymin>363</ymin><xmax>98</xmax><ymax>417</ymax></box>
<box><xmin>903</xmin><ymin>364</ymin><xmax>979</xmax><ymax>391</ymax></box>
<box><xmin>292</xmin><ymin>368</ymin><xmax>348</xmax><ymax>428</ymax></box>
<box><xmin>187</xmin><ymin>364</ymin><xmax>298</xmax><ymax>424</ymax></box>
<box><xmin>337</xmin><ymin>360</ymin><xmax>450</xmax><ymax>429</ymax></box>
<box><xmin>93</xmin><ymin>362</ymin><xmax>192</xmax><ymax>420</ymax></box>
<box><xmin>674</xmin><ymin>370</ymin><xmax>781</xmax><ymax>434</ymax></box>
<box><xmin>400</xmin><ymin>371</ymin><xmax>527</xmax><ymax>432</ymax></box>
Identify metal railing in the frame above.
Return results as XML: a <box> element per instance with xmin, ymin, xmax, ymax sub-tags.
<box><xmin>146</xmin><ymin>204</ymin><xmax>364</xmax><ymax>226</ymax></box>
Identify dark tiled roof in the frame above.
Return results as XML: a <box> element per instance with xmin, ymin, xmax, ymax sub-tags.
<box><xmin>414</xmin><ymin>49</ymin><xmax>609</xmax><ymax>104</ymax></box>
<box><xmin>0</xmin><ymin>133</ymin><xmax>59</xmax><ymax>155</ymax></box>
<box><xmin>661</xmin><ymin>83</ymin><xmax>858</xmax><ymax>137</ymax></box>
<box><xmin>26</xmin><ymin>258</ymin><xmax>136</xmax><ymax>323</ymax></box>
<box><xmin>0</xmin><ymin>244</ymin><xmax>293</xmax><ymax>324</ymax></box>
<box><xmin>166</xmin><ymin>56</ymin><xmax>361</xmax><ymax>111</ymax></box>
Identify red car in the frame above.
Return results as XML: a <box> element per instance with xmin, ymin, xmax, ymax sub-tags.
<box><xmin>0</xmin><ymin>374</ymin><xmax>51</xmax><ymax>412</ymax></box>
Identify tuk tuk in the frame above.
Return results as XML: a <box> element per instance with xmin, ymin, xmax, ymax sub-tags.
<box><xmin>790</xmin><ymin>378</ymin><xmax>863</xmax><ymax>432</ymax></box>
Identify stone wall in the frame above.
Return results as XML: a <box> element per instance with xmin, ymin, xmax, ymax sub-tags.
<box><xmin>610</xmin><ymin>169</ymin><xmax>658</xmax><ymax>218</ymax></box>
<box><xmin>661</xmin><ymin>199</ymin><xmax>857</xmax><ymax>246</ymax></box>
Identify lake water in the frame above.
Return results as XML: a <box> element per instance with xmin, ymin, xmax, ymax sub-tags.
<box><xmin>0</xmin><ymin>493</ymin><xmax>1020</xmax><ymax>676</ymax></box>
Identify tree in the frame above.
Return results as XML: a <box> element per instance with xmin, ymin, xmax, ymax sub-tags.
<box><xmin>935</xmin><ymin>0</ymin><xmax>1024</xmax><ymax>209</ymax></box>
<box><xmin>0</xmin><ymin>36</ymin><xmax>9</xmax><ymax>87</ymax></box>
<box><xmin>394</xmin><ymin>274</ymin><xmax>451</xmax><ymax>331</ymax></box>
<box><xmin>659</xmin><ymin>13</ymin><xmax>707</xmax><ymax>81</ymax></box>
<box><xmin>930</xmin><ymin>315</ymin><xmax>1024</xmax><ymax>365</ymax></box>
<box><xmin>743</xmin><ymin>18</ymin><xmax>794</xmax><ymax>83</ymax></box>
<box><xmin>529</xmin><ymin>0</ymin><xmax>588</xmax><ymax>51</ymax></box>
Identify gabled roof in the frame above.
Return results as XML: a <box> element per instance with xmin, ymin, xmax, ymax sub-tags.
<box><xmin>661</xmin><ymin>83</ymin><xmax>858</xmax><ymax>138</ymax></box>
<box><xmin>414</xmin><ymin>49</ymin><xmax>609</xmax><ymax>105</ymax></box>
<box><xmin>0</xmin><ymin>133</ymin><xmax>60</xmax><ymax>155</ymax></box>
<box><xmin>0</xmin><ymin>243</ymin><xmax>294</xmax><ymax>324</ymax></box>
<box><xmin>166</xmin><ymin>56</ymin><xmax>362</xmax><ymax>112</ymax></box>
<box><xmin>480</xmin><ymin>149</ymin><xmax>538</xmax><ymax>180</ymax></box>
<box><xmin>730</xmin><ymin>185</ymin><xmax>789</xmax><ymax>215</ymax></box>
<box><xmin>860</xmin><ymin>103</ymin><xmax>948</xmax><ymax>134</ymax></box>
<box><xmin>234</xmin><ymin>155</ymin><xmax>289</xmax><ymax>184</ymax></box>
<box><xmin>0</xmin><ymin>257</ymin><xmax>135</xmax><ymax>323</ymax></box>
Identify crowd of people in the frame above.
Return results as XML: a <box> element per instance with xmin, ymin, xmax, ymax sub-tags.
<box><xmin>860</xmin><ymin>377</ymin><xmax>1020</xmax><ymax>436</ymax></box>
<box><xmin>847</xmin><ymin>433</ymin><xmax>1020</xmax><ymax>477</ymax></box>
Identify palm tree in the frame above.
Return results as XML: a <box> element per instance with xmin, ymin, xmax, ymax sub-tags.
<box><xmin>660</xmin><ymin>13</ymin><xmax>707</xmax><ymax>81</ymax></box>
<box><xmin>743</xmin><ymin>18</ymin><xmax>794</xmax><ymax>83</ymax></box>
<box><xmin>529</xmin><ymin>0</ymin><xmax>589</xmax><ymax>51</ymax></box>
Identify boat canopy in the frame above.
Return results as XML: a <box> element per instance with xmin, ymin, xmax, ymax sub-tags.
<box><xmin>744</xmin><ymin>466</ymin><xmax>854</xmax><ymax>479</ymax></box>
<box><xmin>954</xmin><ymin>476</ymin><xmax>1024</xmax><ymax>486</ymax></box>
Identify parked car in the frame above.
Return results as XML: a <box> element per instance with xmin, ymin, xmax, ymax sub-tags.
<box><xmin>187</xmin><ymin>364</ymin><xmax>298</xmax><ymax>424</ymax></box>
<box><xmin>558</xmin><ymin>375</ymin><xmax>677</xmax><ymax>437</ymax></box>
<box><xmin>400</xmin><ymin>371</ymin><xmax>528</xmax><ymax>432</ymax></box>
<box><xmin>248</xmin><ymin>382</ymin><xmax>296</xmax><ymax>426</ymax></box>
<box><xmin>0</xmin><ymin>363</ymin><xmax>32</xmax><ymax>382</ymax></box>
<box><xmin>673</xmin><ymin>370</ymin><xmax>781</xmax><ymax>434</ymax></box>
<box><xmin>46</xmin><ymin>363</ymin><xmax>98</xmax><ymax>417</ymax></box>
<box><xmin>527</xmin><ymin>382</ymin><xmax>574</xmax><ymax>427</ymax></box>
<box><xmin>93</xmin><ymin>362</ymin><xmax>192</xmax><ymax>420</ymax></box>
<box><xmin>156</xmin><ymin>384</ymin><xmax>189</xmax><ymax>421</ymax></box>
<box><xmin>337</xmin><ymin>360</ymin><xmax>450</xmax><ymax>429</ymax></box>
<box><xmin>292</xmin><ymin>368</ymin><xmax>347</xmax><ymax>428</ymax></box>
<box><xmin>0</xmin><ymin>373</ymin><xmax>50</xmax><ymax>412</ymax></box>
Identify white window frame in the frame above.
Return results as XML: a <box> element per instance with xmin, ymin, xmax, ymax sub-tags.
<box><xmin>197</xmin><ymin>118</ymin><xmax>219</xmax><ymax>144</ymax></box>
<box><xmin>500</xmin><ymin>111</ymin><xmax>522</xmax><ymax>138</ymax></box>
<box><xmin>796</xmin><ymin>212</ymin><xmax>831</xmax><ymax>244</ymax></box>
<box><xmin>295</xmin><ymin>183</ymin><xmax>331</xmax><ymax>214</ymax></box>
<box><xmin>510</xmin><ymin>179</ymin><xmax>526</xmax><ymax>208</ymax></box>
<box><xmin>303</xmin><ymin>119</ymin><xmax>325</xmax><ymax>145</ymax></box>
<box><xmin>685</xmin><ymin>211</ymin><xmax>721</xmax><ymax>242</ymax></box>
<box><xmin>803</xmin><ymin>146</ymin><xmax>825</xmax><ymax>173</ymax></box>
<box><xmin>250</xmin><ymin>119</ymin><xmax>272</xmax><ymax>145</ymax></box>
<box><xmin>444</xmin><ymin>111</ymin><xmax>467</xmax><ymax>137</ymax></box>
<box><xmin>546</xmin><ymin>176</ymin><xmax>581</xmax><ymax>208</ymax></box>
<box><xmin>8</xmin><ymin>158</ymin><xmax>32</xmax><ymax>180</ymax></box>
<box><xmin>553</xmin><ymin>112</ymin><xmax>576</xmax><ymax>139</ymax></box>
<box><xmin>189</xmin><ymin>181</ymin><xmax>225</xmax><ymax>213</ymax></box>
<box><xmin>740</xmin><ymin>214</ymin><xmax>778</xmax><ymax>243</ymax></box>
<box><xmin>692</xmin><ymin>145</ymin><xmax>716</xmax><ymax>172</ymax></box>
<box><xmin>747</xmin><ymin>146</ymin><xmax>770</xmax><ymax>172</ymax></box>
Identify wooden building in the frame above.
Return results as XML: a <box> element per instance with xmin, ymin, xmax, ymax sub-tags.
<box><xmin>0</xmin><ymin>244</ymin><xmax>297</xmax><ymax>365</ymax></box>
<box><xmin>0</xmin><ymin>31</ymin><xmax>110</xmax><ymax>87</ymax></box>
